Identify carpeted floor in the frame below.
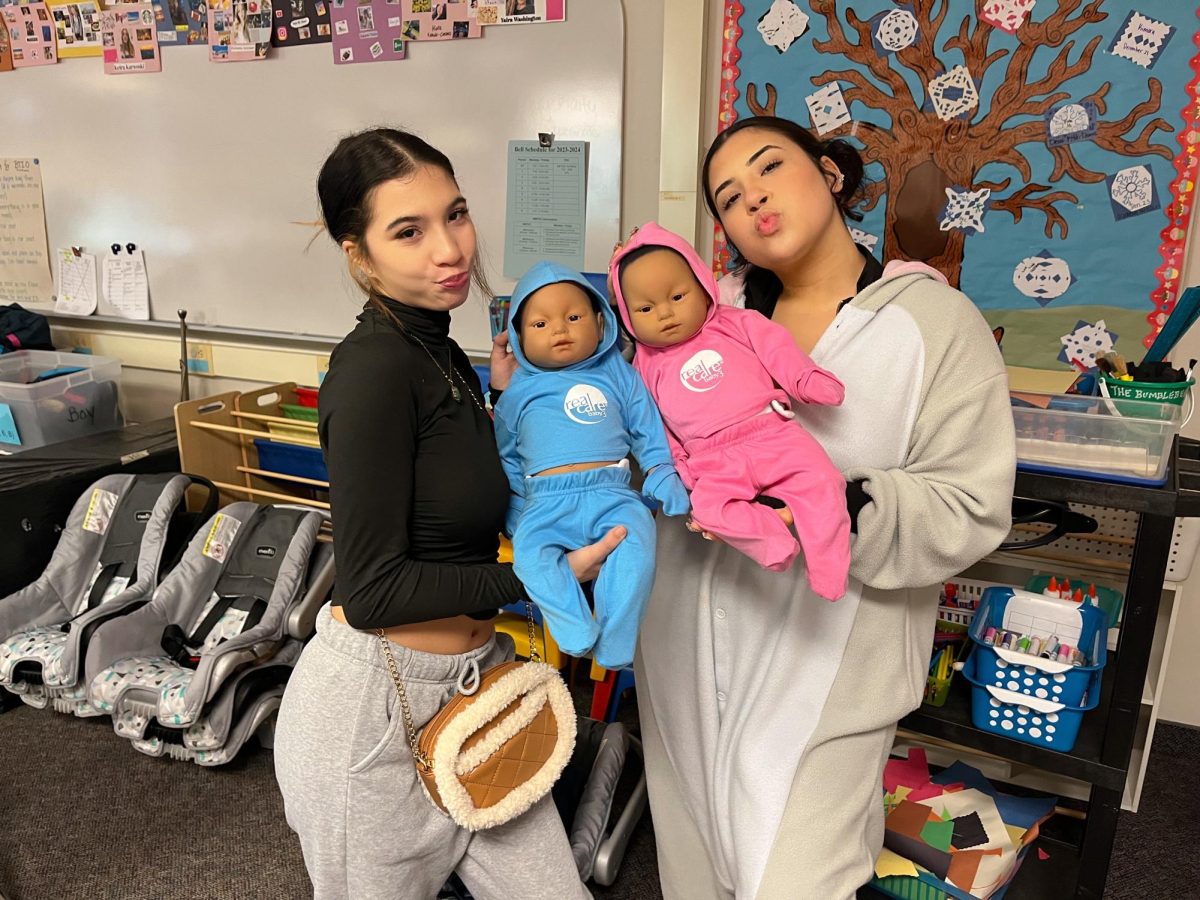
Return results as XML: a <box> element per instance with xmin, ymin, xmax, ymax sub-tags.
<box><xmin>0</xmin><ymin>702</ymin><xmax>1196</xmax><ymax>899</ymax></box>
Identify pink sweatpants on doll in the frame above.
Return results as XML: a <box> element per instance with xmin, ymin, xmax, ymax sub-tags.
<box><xmin>684</xmin><ymin>409</ymin><xmax>850</xmax><ymax>600</ymax></box>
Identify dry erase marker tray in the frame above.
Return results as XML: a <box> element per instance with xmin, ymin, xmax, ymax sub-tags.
<box><xmin>1009</xmin><ymin>390</ymin><xmax>1181</xmax><ymax>486</ymax></box>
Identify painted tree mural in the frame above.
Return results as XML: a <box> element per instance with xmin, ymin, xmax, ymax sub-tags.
<box><xmin>741</xmin><ymin>0</ymin><xmax>1175</xmax><ymax>287</ymax></box>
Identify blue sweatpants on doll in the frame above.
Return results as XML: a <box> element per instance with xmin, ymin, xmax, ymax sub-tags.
<box><xmin>512</xmin><ymin>462</ymin><xmax>655</xmax><ymax>670</ymax></box>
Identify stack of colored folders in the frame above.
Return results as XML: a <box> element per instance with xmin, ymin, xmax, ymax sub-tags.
<box><xmin>872</xmin><ymin>749</ymin><xmax>1056</xmax><ymax>899</ymax></box>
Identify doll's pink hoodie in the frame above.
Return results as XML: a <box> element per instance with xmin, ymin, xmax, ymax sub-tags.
<box><xmin>609</xmin><ymin>222</ymin><xmax>845</xmax><ymax>481</ymax></box>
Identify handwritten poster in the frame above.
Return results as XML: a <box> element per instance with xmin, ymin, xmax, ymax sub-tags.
<box><xmin>475</xmin><ymin>0</ymin><xmax>563</xmax><ymax>26</ymax></box>
<box><xmin>208</xmin><ymin>0</ymin><xmax>272</xmax><ymax>61</ymax></box>
<box><xmin>101</xmin><ymin>3</ymin><xmax>161</xmax><ymax>73</ymax></box>
<box><xmin>330</xmin><ymin>0</ymin><xmax>404</xmax><ymax>63</ymax></box>
<box><xmin>398</xmin><ymin>0</ymin><xmax>479</xmax><ymax>41</ymax></box>
<box><xmin>503</xmin><ymin>140</ymin><xmax>586</xmax><ymax>277</ymax></box>
<box><xmin>2</xmin><ymin>2</ymin><xmax>59</xmax><ymax>66</ymax></box>
<box><xmin>272</xmin><ymin>0</ymin><xmax>330</xmax><ymax>46</ymax></box>
<box><xmin>0</xmin><ymin>159</ymin><xmax>54</xmax><ymax>307</ymax></box>
<box><xmin>48</xmin><ymin>0</ymin><xmax>103</xmax><ymax>57</ymax></box>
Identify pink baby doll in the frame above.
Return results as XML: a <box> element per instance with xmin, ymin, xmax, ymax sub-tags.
<box><xmin>610</xmin><ymin>222</ymin><xmax>850</xmax><ymax>600</ymax></box>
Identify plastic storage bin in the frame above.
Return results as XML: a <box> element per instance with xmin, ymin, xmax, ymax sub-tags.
<box><xmin>1023</xmin><ymin>574</ymin><xmax>1124</xmax><ymax>629</ymax></box>
<box><xmin>294</xmin><ymin>386</ymin><xmax>320</xmax><ymax>408</ymax></box>
<box><xmin>1009</xmin><ymin>390</ymin><xmax>1181</xmax><ymax>486</ymax></box>
<box><xmin>252</xmin><ymin>438</ymin><xmax>328</xmax><ymax>482</ymax></box>
<box><xmin>0</xmin><ymin>350</ymin><xmax>124</xmax><ymax>451</ymax></box>
<box><xmin>961</xmin><ymin>587</ymin><xmax>1106</xmax><ymax>752</ymax></box>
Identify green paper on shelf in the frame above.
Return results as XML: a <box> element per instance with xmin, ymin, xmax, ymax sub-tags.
<box><xmin>0</xmin><ymin>402</ymin><xmax>20</xmax><ymax>446</ymax></box>
<box><xmin>920</xmin><ymin>817</ymin><xmax>955</xmax><ymax>852</ymax></box>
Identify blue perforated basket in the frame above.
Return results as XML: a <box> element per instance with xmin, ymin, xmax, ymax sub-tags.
<box><xmin>960</xmin><ymin>587</ymin><xmax>1106</xmax><ymax>752</ymax></box>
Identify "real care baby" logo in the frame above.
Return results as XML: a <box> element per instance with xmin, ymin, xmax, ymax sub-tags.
<box><xmin>563</xmin><ymin>384</ymin><xmax>609</xmax><ymax>424</ymax></box>
<box><xmin>679</xmin><ymin>350</ymin><xmax>724</xmax><ymax>392</ymax></box>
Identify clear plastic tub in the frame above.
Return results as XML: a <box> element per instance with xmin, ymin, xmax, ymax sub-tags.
<box><xmin>1010</xmin><ymin>390</ymin><xmax>1182</xmax><ymax>485</ymax></box>
<box><xmin>0</xmin><ymin>350</ymin><xmax>124</xmax><ymax>451</ymax></box>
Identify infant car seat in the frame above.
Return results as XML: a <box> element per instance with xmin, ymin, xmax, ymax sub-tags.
<box><xmin>85</xmin><ymin>502</ymin><xmax>334</xmax><ymax>764</ymax></box>
<box><xmin>0</xmin><ymin>472</ymin><xmax>216</xmax><ymax>714</ymax></box>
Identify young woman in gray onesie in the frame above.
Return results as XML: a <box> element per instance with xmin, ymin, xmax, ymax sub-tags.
<box><xmin>632</xmin><ymin>116</ymin><xmax>1016</xmax><ymax>900</ymax></box>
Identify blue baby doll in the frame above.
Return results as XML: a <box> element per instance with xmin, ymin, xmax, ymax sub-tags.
<box><xmin>494</xmin><ymin>262</ymin><xmax>689</xmax><ymax>669</ymax></box>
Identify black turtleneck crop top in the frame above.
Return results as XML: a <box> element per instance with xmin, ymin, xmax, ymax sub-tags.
<box><xmin>318</xmin><ymin>297</ymin><xmax>523</xmax><ymax>629</ymax></box>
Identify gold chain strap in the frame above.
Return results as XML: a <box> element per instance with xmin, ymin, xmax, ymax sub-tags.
<box><xmin>376</xmin><ymin>599</ymin><xmax>540</xmax><ymax>768</ymax></box>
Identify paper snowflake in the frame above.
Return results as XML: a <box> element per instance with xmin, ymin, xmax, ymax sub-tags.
<box><xmin>940</xmin><ymin>187</ymin><xmax>990</xmax><ymax>233</ymax></box>
<box><xmin>1108</xmin><ymin>11</ymin><xmax>1174</xmax><ymax>69</ymax></box>
<box><xmin>1013</xmin><ymin>251</ymin><xmax>1076</xmax><ymax>306</ymax></box>
<box><xmin>928</xmin><ymin>65</ymin><xmax>979</xmax><ymax>121</ymax></box>
<box><xmin>1109</xmin><ymin>165</ymin><xmax>1154</xmax><ymax>213</ymax></box>
<box><xmin>1059</xmin><ymin>320</ymin><xmax>1116</xmax><ymax>370</ymax></box>
<box><xmin>849</xmin><ymin>228</ymin><xmax>879</xmax><ymax>253</ymax></box>
<box><xmin>875</xmin><ymin>9</ymin><xmax>918</xmax><ymax>52</ymax></box>
<box><xmin>980</xmin><ymin>0</ymin><xmax>1036</xmax><ymax>34</ymax></box>
<box><xmin>806</xmin><ymin>82</ymin><xmax>851</xmax><ymax>135</ymax></box>
<box><xmin>1045</xmin><ymin>101</ymin><xmax>1097</xmax><ymax>147</ymax></box>
<box><xmin>757</xmin><ymin>0</ymin><xmax>809</xmax><ymax>54</ymax></box>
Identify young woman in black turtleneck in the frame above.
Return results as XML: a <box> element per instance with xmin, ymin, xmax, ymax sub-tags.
<box><xmin>273</xmin><ymin>128</ymin><xmax>622</xmax><ymax>900</ymax></box>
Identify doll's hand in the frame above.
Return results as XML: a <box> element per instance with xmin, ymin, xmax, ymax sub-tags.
<box><xmin>567</xmin><ymin>526</ymin><xmax>627</xmax><ymax>583</ymax></box>
<box><xmin>643</xmin><ymin>465</ymin><xmax>690</xmax><ymax>517</ymax></box>
<box><xmin>490</xmin><ymin>330</ymin><xmax>518</xmax><ymax>392</ymax></box>
<box><xmin>798</xmin><ymin>368</ymin><xmax>845</xmax><ymax>406</ymax></box>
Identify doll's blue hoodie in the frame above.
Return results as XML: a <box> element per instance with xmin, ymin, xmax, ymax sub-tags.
<box><xmin>494</xmin><ymin>262</ymin><xmax>687</xmax><ymax>535</ymax></box>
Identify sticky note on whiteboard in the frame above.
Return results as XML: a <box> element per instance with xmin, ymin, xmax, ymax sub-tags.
<box><xmin>0</xmin><ymin>403</ymin><xmax>21</xmax><ymax>446</ymax></box>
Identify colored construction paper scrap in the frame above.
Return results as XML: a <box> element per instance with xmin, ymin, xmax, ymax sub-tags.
<box><xmin>874</xmin><ymin>847</ymin><xmax>920</xmax><ymax>879</ymax></box>
<box><xmin>885</xmin><ymin>831</ymin><xmax>952</xmax><ymax>881</ymax></box>
<box><xmin>1038</xmin><ymin>847</ymin><xmax>1050</xmax><ymax>861</ymax></box>
<box><xmin>920</xmin><ymin>816</ymin><xmax>955</xmax><ymax>852</ymax></box>
<box><xmin>886</xmin><ymin>799</ymin><xmax>939</xmax><ymax>839</ymax></box>
<box><xmin>933</xmin><ymin>762</ymin><xmax>1056</xmax><ymax>829</ymax></box>
<box><xmin>951</xmin><ymin>812</ymin><xmax>989</xmax><ymax>850</ymax></box>
<box><xmin>885</xmin><ymin>748</ymin><xmax>944</xmax><ymax>802</ymax></box>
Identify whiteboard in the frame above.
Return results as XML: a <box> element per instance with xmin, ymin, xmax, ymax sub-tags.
<box><xmin>2</xmin><ymin>1</ymin><xmax>623</xmax><ymax>356</ymax></box>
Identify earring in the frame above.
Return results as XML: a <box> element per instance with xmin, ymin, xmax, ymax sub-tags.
<box><xmin>833</xmin><ymin>175</ymin><xmax>844</xmax><ymax>192</ymax></box>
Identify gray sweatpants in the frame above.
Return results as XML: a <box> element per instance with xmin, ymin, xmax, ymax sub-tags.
<box><xmin>274</xmin><ymin>605</ymin><xmax>591</xmax><ymax>900</ymax></box>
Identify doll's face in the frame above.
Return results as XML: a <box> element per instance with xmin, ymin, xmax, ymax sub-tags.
<box><xmin>518</xmin><ymin>282</ymin><xmax>603</xmax><ymax>368</ymax></box>
<box><xmin>620</xmin><ymin>249</ymin><xmax>709</xmax><ymax>348</ymax></box>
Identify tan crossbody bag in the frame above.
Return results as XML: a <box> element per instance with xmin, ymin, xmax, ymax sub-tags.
<box><xmin>376</xmin><ymin>600</ymin><xmax>576</xmax><ymax>831</ymax></box>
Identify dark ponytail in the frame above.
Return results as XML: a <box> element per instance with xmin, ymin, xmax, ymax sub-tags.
<box><xmin>700</xmin><ymin>116</ymin><xmax>870</xmax><ymax>313</ymax></box>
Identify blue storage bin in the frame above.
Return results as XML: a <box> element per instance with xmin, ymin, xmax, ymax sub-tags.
<box><xmin>961</xmin><ymin>587</ymin><xmax>1106</xmax><ymax>752</ymax></box>
<box><xmin>253</xmin><ymin>438</ymin><xmax>329</xmax><ymax>483</ymax></box>
<box><xmin>962</xmin><ymin>649</ymin><xmax>1100</xmax><ymax>752</ymax></box>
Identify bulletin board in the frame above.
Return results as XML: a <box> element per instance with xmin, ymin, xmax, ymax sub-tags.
<box><xmin>716</xmin><ymin>1</ymin><xmax>1200</xmax><ymax>373</ymax></box>
<box><xmin>0</xmin><ymin>0</ymin><xmax>622</xmax><ymax>356</ymax></box>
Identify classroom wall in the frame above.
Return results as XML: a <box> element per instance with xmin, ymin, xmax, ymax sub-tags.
<box><xmin>69</xmin><ymin>0</ymin><xmax>666</xmax><ymax>423</ymax></box>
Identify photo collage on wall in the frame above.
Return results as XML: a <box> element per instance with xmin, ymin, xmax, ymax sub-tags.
<box><xmin>207</xmin><ymin>0</ymin><xmax>272</xmax><ymax>60</ymax></box>
<box><xmin>331</xmin><ymin>0</ymin><xmax>403</xmax><ymax>63</ymax></box>
<box><xmin>49</xmin><ymin>0</ymin><xmax>103</xmax><ymax>57</ymax></box>
<box><xmin>100</xmin><ymin>3</ymin><xmax>161</xmax><ymax>73</ymax></box>
<box><xmin>272</xmin><ymin>0</ymin><xmax>329</xmax><ymax>47</ymax></box>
